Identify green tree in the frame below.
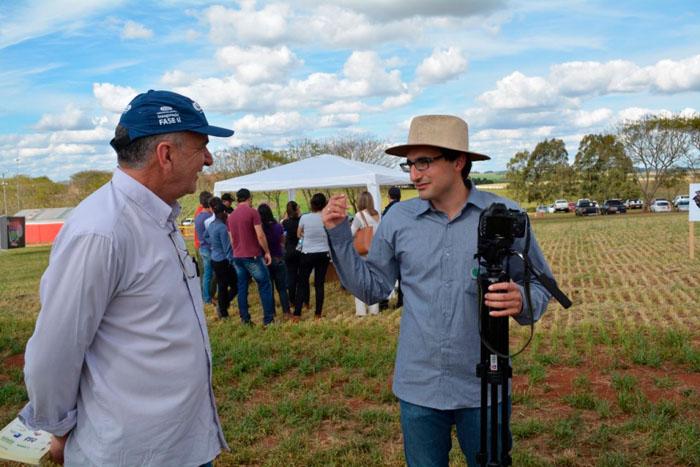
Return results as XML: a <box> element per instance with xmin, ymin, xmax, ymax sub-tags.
<box><xmin>67</xmin><ymin>171</ymin><xmax>113</xmax><ymax>204</ymax></box>
<box><xmin>573</xmin><ymin>134</ymin><xmax>637</xmax><ymax>201</ymax></box>
<box><xmin>506</xmin><ymin>139</ymin><xmax>570</xmax><ymax>204</ymax></box>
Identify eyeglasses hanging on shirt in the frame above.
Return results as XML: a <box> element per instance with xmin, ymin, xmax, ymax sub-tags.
<box><xmin>168</xmin><ymin>226</ymin><xmax>198</xmax><ymax>280</ymax></box>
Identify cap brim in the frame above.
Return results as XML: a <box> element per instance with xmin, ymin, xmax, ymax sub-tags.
<box><xmin>385</xmin><ymin>144</ymin><xmax>490</xmax><ymax>161</ymax></box>
<box><xmin>192</xmin><ymin>125</ymin><xmax>234</xmax><ymax>138</ymax></box>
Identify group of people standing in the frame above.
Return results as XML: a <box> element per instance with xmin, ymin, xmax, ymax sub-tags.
<box><xmin>193</xmin><ymin>189</ymin><xmax>343</xmax><ymax>324</ymax></box>
<box><xmin>194</xmin><ymin>187</ymin><xmax>402</xmax><ymax>322</ymax></box>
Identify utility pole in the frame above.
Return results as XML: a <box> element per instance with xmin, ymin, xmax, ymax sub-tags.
<box><xmin>1</xmin><ymin>173</ymin><xmax>7</xmax><ymax>216</ymax></box>
<box><xmin>15</xmin><ymin>157</ymin><xmax>20</xmax><ymax>213</ymax></box>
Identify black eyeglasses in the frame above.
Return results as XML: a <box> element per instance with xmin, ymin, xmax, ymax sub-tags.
<box><xmin>399</xmin><ymin>155</ymin><xmax>444</xmax><ymax>173</ymax></box>
<box><xmin>168</xmin><ymin>228</ymin><xmax>197</xmax><ymax>280</ymax></box>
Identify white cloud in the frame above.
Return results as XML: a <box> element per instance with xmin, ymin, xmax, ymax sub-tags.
<box><xmin>203</xmin><ymin>2</ymin><xmax>290</xmax><ymax>46</ymax></box>
<box><xmin>234</xmin><ymin>112</ymin><xmax>307</xmax><ymax>135</ymax></box>
<box><xmin>35</xmin><ymin>104</ymin><xmax>90</xmax><ymax>131</ymax></box>
<box><xmin>648</xmin><ymin>55</ymin><xmax>700</xmax><ymax>93</ymax></box>
<box><xmin>93</xmin><ymin>83</ymin><xmax>138</xmax><ymax>113</ymax></box>
<box><xmin>161</xmin><ymin>70</ymin><xmax>192</xmax><ymax>87</ymax></box>
<box><xmin>415</xmin><ymin>47</ymin><xmax>467</xmax><ymax>86</ymax></box>
<box><xmin>121</xmin><ymin>20</ymin><xmax>153</xmax><ymax>40</ymax></box>
<box><xmin>215</xmin><ymin>45</ymin><xmax>301</xmax><ymax>84</ymax></box>
<box><xmin>478</xmin><ymin>71</ymin><xmax>563</xmax><ymax>110</ymax></box>
<box><xmin>318</xmin><ymin>113</ymin><xmax>360</xmax><ymax>127</ymax></box>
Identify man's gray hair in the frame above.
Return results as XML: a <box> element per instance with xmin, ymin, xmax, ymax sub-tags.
<box><xmin>113</xmin><ymin>124</ymin><xmax>182</xmax><ymax>169</ymax></box>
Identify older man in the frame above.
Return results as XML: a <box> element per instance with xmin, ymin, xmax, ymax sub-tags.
<box><xmin>323</xmin><ymin>115</ymin><xmax>555</xmax><ymax>466</ymax></box>
<box><xmin>20</xmin><ymin>90</ymin><xmax>233</xmax><ymax>466</ymax></box>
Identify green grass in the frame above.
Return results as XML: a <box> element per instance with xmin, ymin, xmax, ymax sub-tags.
<box><xmin>1</xmin><ymin>208</ymin><xmax>699</xmax><ymax>466</ymax></box>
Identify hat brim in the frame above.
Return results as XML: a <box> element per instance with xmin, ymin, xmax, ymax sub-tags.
<box><xmin>192</xmin><ymin>125</ymin><xmax>234</xmax><ymax>138</ymax></box>
<box><xmin>385</xmin><ymin>144</ymin><xmax>490</xmax><ymax>161</ymax></box>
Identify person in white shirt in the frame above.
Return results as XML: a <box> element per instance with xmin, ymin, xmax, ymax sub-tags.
<box><xmin>350</xmin><ymin>191</ymin><xmax>381</xmax><ymax>316</ymax></box>
<box><xmin>20</xmin><ymin>90</ymin><xmax>233</xmax><ymax>467</ymax></box>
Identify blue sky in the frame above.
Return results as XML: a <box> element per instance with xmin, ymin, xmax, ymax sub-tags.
<box><xmin>1</xmin><ymin>0</ymin><xmax>699</xmax><ymax>180</ymax></box>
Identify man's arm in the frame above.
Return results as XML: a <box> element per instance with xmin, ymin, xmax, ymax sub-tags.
<box><xmin>254</xmin><ymin>224</ymin><xmax>271</xmax><ymax>265</ymax></box>
<box><xmin>20</xmin><ymin>233</ymin><xmax>116</xmax><ymax>437</ymax></box>
<box><xmin>323</xmin><ymin>194</ymin><xmax>397</xmax><ymax>303</ymax></box>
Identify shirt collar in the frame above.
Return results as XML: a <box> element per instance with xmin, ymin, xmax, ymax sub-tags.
<box><xmin>112</xmin><ymin>168</ymin><xmax>181</xmax><ymax>229</ymax></box>
<box><xmin>413</xmin><ymin>184</ymin><xmax>489</xmax><ymax>219</ymax></box>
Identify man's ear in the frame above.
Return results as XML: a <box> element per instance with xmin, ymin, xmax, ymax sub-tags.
<box><xmin>454</xmin><ymin>154</ymin><xmax>467</xmax><ymax>171</ymax></box>
<box><xmin>154</xmin><ymin>140</ymin><xmax>174</xmax><ymax>170</ymax></box>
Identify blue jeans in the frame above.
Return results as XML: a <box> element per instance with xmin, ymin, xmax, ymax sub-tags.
<box><xmin>233</xmin><ymin>256</ymin><xmax>275</xmax><ymax>324</ymax></box>
<box><xmin>399</xmin><ymin>398</ymin><xmax>511</xmax><ymax>467</ymax></box>
<box><xmin>268</xmin><ymin>257</ymin><xmax>290</xmax><ymax>313</ymax></box>
<box><xmin>200</xmin><ymin>248</ymin><xmax>214</xmax><ymax>303</ymax></box>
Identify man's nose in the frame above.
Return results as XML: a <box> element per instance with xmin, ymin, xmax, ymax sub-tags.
<box><xmin>409</xmin><ymin>164</ymin><xmax>421</xmax><ymax>182</ymax></box>
<box><xmin>203</xmin><ymin>147</ymin><xmax>213</xmax><ymax>167</ymax></box>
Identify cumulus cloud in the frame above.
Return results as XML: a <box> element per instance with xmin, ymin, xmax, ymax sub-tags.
<box><xmin>35</xmin><ymin>104</ymin><xmax>91</xmax><ymax>131</ymax></box>
<box><xmin>415</xmin><ymin>47</ymin><xmax>467</xmax><ymax>86</ymax></box>
<box><xmin>121</xmin><ymin>20</ymin><xmax>153</xmax><ymax>40</ymax></box>
<box><xmin>204</xmin><ymin>2</ymin><xmax>290</xmax><ymax>46</ymax></box>
<box><xmin>478</xmin><ymin>71</ymin><xmax>564</xmax><ymax>110</ymax></box>
<box><xmin>161</xmin><ymin>70</ymin><xmax>192</xmax><ymax>87</ymax></box>
<box><xmin>215</xmin><ymin>45</ymin><xmax>302</xmax><ymax>84</ymax></box>
<box><xmin>233</xmin><ymin>110</ymin><xmax>359</xmax><ymax>137</ymax></box>
<box><xmin>93</xmin><ymin>83</ymin><xmax>138</xmax><ymax>113</ymax></box>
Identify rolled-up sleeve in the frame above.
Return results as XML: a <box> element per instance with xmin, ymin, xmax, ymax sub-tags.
<box><xmin>20</xmin><ymin>233</ymin><xmax>117</xmax><ymax>435</ymax></box>
<box><xmin>326</xmin><ymin>219</ymin><xmax>397</xmax><ymax>304</ymax></box>
<box><xmin>510</xmin><ymin>228</ymin><xmax>553</xmax><ymax>325</ymax></box>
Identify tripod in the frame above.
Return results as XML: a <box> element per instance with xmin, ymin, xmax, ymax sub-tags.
<box><xmin>476</xmin><ymin>264</ymin><xmax>512</xmax><ymax>467</ymax></box>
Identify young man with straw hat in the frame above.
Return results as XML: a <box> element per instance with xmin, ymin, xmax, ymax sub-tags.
<box><xmin>322</xmin><ymin>115</ymin><xmax>554</xmax><ymax>466</ymax></box>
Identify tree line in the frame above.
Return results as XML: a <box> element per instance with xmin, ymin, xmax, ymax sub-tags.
<box><xmin>506</xmin><ymin>114</ymin><xmax>700</xmax><ymax>208</ymax></box>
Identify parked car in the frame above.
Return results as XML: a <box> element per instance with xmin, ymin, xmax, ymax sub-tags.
<box><xmin>181</xmin><ymin>217</ymin><xmax>194</xmax><ymax>226</ymax></box>
<box><xmin>535</xmin><ymin>204</ymin><xmax>549</xmax><ymax>214</ymax></box>
<box><xmin>553</xmin><ymin>199</ymin><xmax>569</xmax><ymax>212</ymax></box>
<box><xmin>575</xmin><ymin>199</ymin><xmax>599</xmax><ymax>216</ymax></box>
<box><xmin>673</xmin><ymin>195</ymin><xmax>689</xmax><ymax>208</ymax></box>
<box><xmin>649</xmin><ymin>200</ymin><xmax>671</xmax><ymax>213</ymax></box>
<box><xmin>601</xmin><ymin>199</ymin><xmax>627</xmax><ymax>215</ymax></box>
<box><xmin>625</xmin><ymin>199</ymin><xmax>644</xmax><ymax>209</ymax></box>
<box><xmin>676</xmin><ymin>199</ymin><xmax>690</xmax><ymax>212</ymax></box>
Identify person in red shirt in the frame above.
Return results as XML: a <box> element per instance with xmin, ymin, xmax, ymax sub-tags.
<box><xmin>226</xmin><ymin>189</ymin><xmax>275</xmax><ymax>325</ymax></box>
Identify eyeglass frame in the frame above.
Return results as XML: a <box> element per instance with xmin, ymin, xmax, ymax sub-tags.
<box><xmin>168</xmin><ymin>228</ymin><xmax>197</xmax><ymax>280</ymax></box>
<box><xmin>399</xmin><ymin>155</ymin><xmax>445</xmax><ymax>173</ymax></box>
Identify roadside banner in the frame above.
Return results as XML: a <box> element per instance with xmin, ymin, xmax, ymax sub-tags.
<box><xmin>691</xmin><ymin>183</ymin><xmax>700</xmax><ymax>222</ymax></box>
<box><xmin>690</xmin><ymin>183</ymin><xmax>700</xmax><ymax>260</ymax></box>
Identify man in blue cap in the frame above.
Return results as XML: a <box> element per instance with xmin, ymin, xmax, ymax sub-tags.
<box><xmin>20</xmin><ymin>90</ymin><xmax>233</xmax><ymax>466</ymax></box>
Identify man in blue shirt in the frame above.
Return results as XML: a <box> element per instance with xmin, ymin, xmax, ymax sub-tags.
<box><xmin>194</xmin><ymin>190</ymin><xmax>215</xmax><ymax>304</ymax></box>
<box><xmin>322</xmin><ymin>115</ymin><xmax>554</xmax><ymax>467</ymax></box>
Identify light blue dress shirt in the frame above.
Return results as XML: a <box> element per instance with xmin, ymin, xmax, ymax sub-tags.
<box><xmin>20</xmin><ymin>168</ymin><xmax>227</xmax><ymax>466</ymax></box>
<box><xmin>326</xmin><ymin>186</ymin><xmax>553</xmax><ymax>409</ymax></box>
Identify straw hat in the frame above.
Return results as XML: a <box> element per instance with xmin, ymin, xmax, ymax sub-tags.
<box><xmin>385</xmin><ymin>115</ymin><xmax>489</xmax><ymax>161</ymax></box>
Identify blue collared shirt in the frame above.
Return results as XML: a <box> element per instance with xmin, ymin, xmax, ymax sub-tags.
<box><xmin>20</xmin><ymin>168</ymin><xmax>227</xmax><ymax>466</ymax></box>
<box><xmin>326</xmin><ymin>186</ymin><xmax>553</xmax><ymax>409</ymax></box>
<box><xmin>195</xmin><ymin>210</ymin><xmax>213</xmax><ymax>252</ymax></box>
<box><xmin>206</xmin><ymin>218</ymin><xmax>233</xmax><ymax>262</ymax></box>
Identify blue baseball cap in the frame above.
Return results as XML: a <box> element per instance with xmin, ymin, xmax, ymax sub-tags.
<box><xmin>110</xmin><ymin>90</ymin><xmax>233</xmax><ymax>149</ymax></box>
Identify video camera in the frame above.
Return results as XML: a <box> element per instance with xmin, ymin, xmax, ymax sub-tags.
<box><xmin>477</xmin><ymin>203</ymin><xmax>527</xmax><ymax>267</ymax></box>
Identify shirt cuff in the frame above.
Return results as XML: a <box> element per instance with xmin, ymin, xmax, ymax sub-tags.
<box><xmin>19</xmin><ymin>402</ymin><xmax>77</xmax><ymax>436</ymax></box>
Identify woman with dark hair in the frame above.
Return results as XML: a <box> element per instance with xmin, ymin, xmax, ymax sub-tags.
<box><xmin>282</xmin><ymin>201</ymin><xmax>303</xmax><ymax>308</ymax></box>
<box><xmin>258</xmin><ymin>203</ymin><xmax>291</xmax><ymax>316</ymax></box>
<box><xmin>293</xmin><ymin>193</ymin><xmax>330</xmax><ymax>320</ymax></box>
<box><xmin>204</xmin><ymin>200</ymin><xmax>237</xmax><ymax>319</ymax></box>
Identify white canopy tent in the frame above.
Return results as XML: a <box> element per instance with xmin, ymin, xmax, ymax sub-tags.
<box><xmin>213</xmin><ymin>154</ymin><xmax>410</xmax><ymax>213</ymax></box>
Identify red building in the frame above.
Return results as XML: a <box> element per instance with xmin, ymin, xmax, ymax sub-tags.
<box><xmin>14</xmin><ymin>208</ymin><xmax>74</xmax><ymax>245</ymax></box>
